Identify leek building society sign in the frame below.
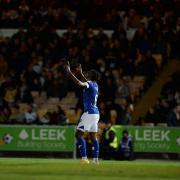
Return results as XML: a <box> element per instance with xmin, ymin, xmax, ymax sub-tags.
<box><xmin>114</xmin><ymin>126</ymin><xmax>180</xmax><ymax>153</ymax></box>
<box><xmin>0</xmin><ymin>125</ymin><xmax>75</xmax><ymax>152</ymax></box>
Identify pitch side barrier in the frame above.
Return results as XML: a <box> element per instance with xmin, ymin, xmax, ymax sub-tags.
<box><xmin>0</xmin><ymin>125</ymin><xmax>179</xmax><ymax>157</ymax></box>
<box><xmin>113</xmin><ymin>125</ymin><xmax>180</xmax><ymax>153</ymax></box>
<box><xmin>0</xmin><ymin>125</ymin><xmax>76</xmax><ymax>158</ymax></box>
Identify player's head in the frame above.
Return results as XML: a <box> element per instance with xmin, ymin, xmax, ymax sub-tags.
<box><xmin>87</xmin><ymin>69</ymin><xmax>100</xmax><ymax>81</ymax></box>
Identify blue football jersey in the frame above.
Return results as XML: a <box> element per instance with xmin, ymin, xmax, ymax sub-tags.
<box><xmin>83</xmin><ymin>81</ymin><xmax>99</xmax><ymax>114</ymax></box>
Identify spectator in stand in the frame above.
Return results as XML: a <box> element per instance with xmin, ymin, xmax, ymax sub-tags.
<box><xmin>39</xmin><ymin>112</ymin><xmax>51</xmax><ymax>125</ymax></box>
<box><xmin>175</xmin><ymin>88</ymin><xmax>180</xmax><ymax>104</ymax></box>
<box><xmin>0</xmin><ymin>95</ymin><xmax>8</xmax><ymax>109</ymax></box>
<box><xmin>9</xmin><ymin>104</ymin><xmax>24</xmax><ymax>124</ymax></box>
<box><xmin>167</xmin><ymin>104</ymin><xmax>180</xmax><ymax>127</ymax></box>
<box><xmin>0</xmin><ymin>106</ymin><xmax>11</xmax><ymax>124</ymax></box>
<box><xmin>117</xmin><ymin>129</ymin><xmax>134</xmax><ymax>160</ymax></box>
<box><xmin>0</xmin><ymin>55</ymin><xmax>8</xmax><ymax>76</ymax></box>
<box><xmin>100</xmin><ymin>123</ymin><xmax>118</xmax><ymax>160</ymax></box>
<box><xmin>145</xmin><ymin>107</ymin><xmax>158</xmax><ymax>126</ymax></box>
<box><xmin>106</xmin><ymin>100</ymin><xmax>123</xmax><ymax>125</ymax></box>
<box><xmin>29</xmin><ymin>78</ymin><xmax>42</xmax><ymax>93</ymax></box>
<box><xmin>103</xmin><ymin>77</ymin><xmax>117</xmax><ymax>101</ymax></box>
<box><xmin>155</xmin><ymin>99</ymin><xmax>170</xmax><ymax>124</ymax></box>
<box><xmin>52</xmin><ymin>105</ymin><xmax>68</xmax><ymax>125</ymax></box>
<box><xmin>121</xmin><ymin>104</ymin><xmax>133</xmax><ymax>125</ymax></box>
<box><xmin>98</xmin><ymin>101</ymin><xmax>110</xmax><ymax>124</ymax></box>
<box><xmin>0</xmin><ymin>107</ymin><xmax>7</xmax><ymax>124</ymax></box>
<box><xmin>16</xmin><ymin>79</ymin><xmax>34</xmax><ymax>104</ymax></box>
<box><xmin>135</xmin><ymin>50</ymin><xmax>158</xmax><ymax>86</ymax></box>
<box><xmin>3</xmin><ymin>84</ymin><xmax>17</xmax><ymax>106</ymax></box>
<box><xmin>24</xmin><ymin>104</ymin><xmax>38</xmax><ymax>124</ymax></box>
<box><xmin>19</xmin><ymin>0</ymin><xmax>29</xmax><ymax>14</ymax></box>
<box><xmin>116</xmin><ymin>78</ymin><xmax>130</xmax><ymax>99</ymax></box>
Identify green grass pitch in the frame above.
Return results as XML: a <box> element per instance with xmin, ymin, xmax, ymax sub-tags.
<box><xmin>0</xmin><ymin>158</ymin><xmax>179</xmax><ymax>180</ymax></box>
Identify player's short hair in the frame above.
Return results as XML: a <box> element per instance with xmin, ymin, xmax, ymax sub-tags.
<box><xmin>88</xmin><ymin>69</ymin><xmax>101</xmax><ymax>81</ymax></box>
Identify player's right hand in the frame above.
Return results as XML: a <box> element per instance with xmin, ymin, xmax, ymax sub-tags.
<box><xmin>75</xmin><ymin>63</ymin><xmax>83</xmax><ymax>74</ymax></box>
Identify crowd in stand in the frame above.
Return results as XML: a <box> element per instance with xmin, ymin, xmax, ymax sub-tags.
<box><xmin>143</xmin><ymin>70</ymin><xmax>180</xmax><ymax>127</ymax></box>
<box><xmin>0</xmin><ymin>0</ymin><xmax>179</xmax><ymax>125</ymax></box>
<box><xmin>0</xmin><ymin>0</ymin><xmax>179</xmax><ymax>30</ymax></box>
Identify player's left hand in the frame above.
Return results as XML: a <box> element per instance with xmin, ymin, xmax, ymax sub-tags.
<box><xmin>64</xmin><ymin>61</ymin><xmax>71</xmax><ymax>73</ymax></box>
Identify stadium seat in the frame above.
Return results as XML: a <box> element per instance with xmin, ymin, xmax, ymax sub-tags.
<box><xmin>142</xmin><ymin>123</ymin><xmax>154</xmax><ymax>127</ymax></box>
<box><xmin>18</xmin><ymin>103</ymin><xmax>28</xmax><ymax>112</ymax></box>
<box><xmin>37</xmin><ymin>108</ymin><xmax>48</xmax><ymax>119</ymax></box>
<box><xmin>110</xmin><ymin>110</ymin><xmax>117</xmax><ymax>125</ymax></box>
<box><xmin>156</xmin><ymin>123</ymin><xmax>167</xmax><ymax>127</ymax></box>
<box><xmin>66</xmin><ymin>109</ymin><xmax>77</xmax><ymax>124</ymax></box>
<box><xmin>31</xmin><ymin>91</ymin><xmax>39</xmax><ymax>98</ymax></box>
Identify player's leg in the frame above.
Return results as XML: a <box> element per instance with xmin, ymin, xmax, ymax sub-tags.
<box><xmin>76</xmin><ymin>112</ymin><xmax>90</xmax><ymax>163</ymax></box>
<box><xmin>89</xmin><ymin>114</ymin><xmax>100</xmax><ymax>164</ymax></box>
<box><xmin>89</xmin><ymin>132</ymin><xmax>99</xmax><ymax>164</ymax></box>
<box><xmin>76</xmin><ymin>130</ymin><xmax>88</xmax><ymax>162</ymax></box>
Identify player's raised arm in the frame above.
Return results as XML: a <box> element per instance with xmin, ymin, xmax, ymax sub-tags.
<box><xmin>65</xmin><ymin>61</ymin><xmax>89</xmax><ymax>88</ymax></box>
<box><xmin>75</xmin><ymin>64</ymin><xmax>88</xmax><ymax>82</ymax></box>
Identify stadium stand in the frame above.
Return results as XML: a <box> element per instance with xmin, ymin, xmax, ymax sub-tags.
<box><xmin>144</xmin><ymin>70</ymin><xmax>180</xmax><ymax>127</ymax></box>
<box><xmin>0</xmin><ymin>0</ymin><xmax>179</xmax><ymax>127</ymax></box>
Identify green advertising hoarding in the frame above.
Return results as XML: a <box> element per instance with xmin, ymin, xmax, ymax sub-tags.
<box><xmin>0</xmin><ymin>125</ymin><xmax>75</xmax><ymax>152</ymax></box>
<box><xmin>114</xmin><ymin>126</ymin><xmax>180</xmax><ymax>153</ymax></box>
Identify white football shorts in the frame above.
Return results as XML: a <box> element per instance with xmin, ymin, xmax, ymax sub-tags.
<box><xmin>77</xmin><ymin>112</ymin><xmax>100</xmax><ymax>132</ymax></box>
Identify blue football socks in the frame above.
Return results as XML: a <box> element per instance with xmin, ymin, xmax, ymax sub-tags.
<box><xmin>92</xmin><ymin>139</ymin><xmax>99</xmax><ymax>159</ymax></box>
<box><xmin>78</xmin><ymin>136</ymin><xmax>87</xmax><ymax>159</ymax></box>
